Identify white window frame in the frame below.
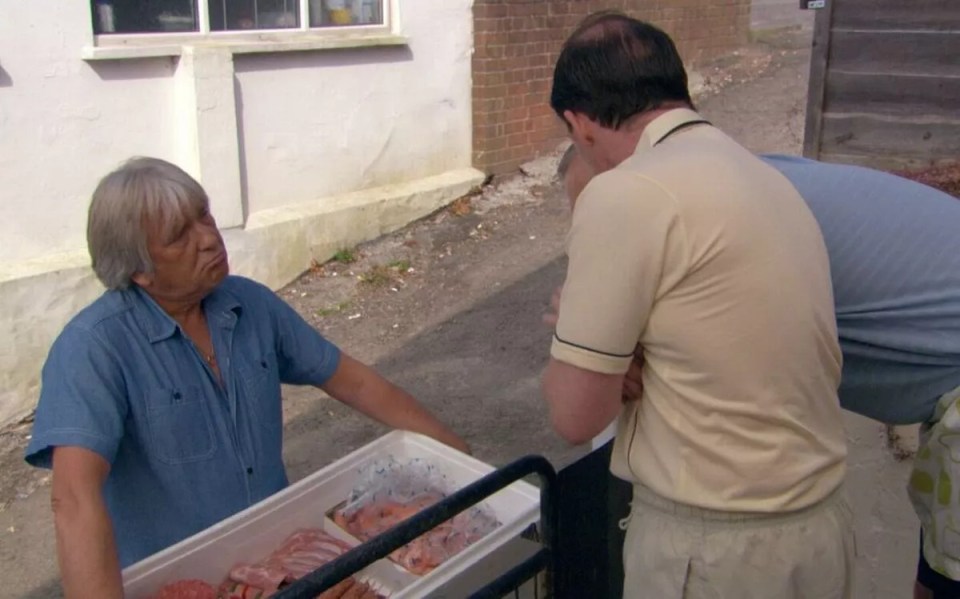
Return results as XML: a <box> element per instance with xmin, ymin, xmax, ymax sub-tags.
<box><xmin>82</xmin><ymin>0</ymin><xmax>404</xmax><ymax>60</ymax></box>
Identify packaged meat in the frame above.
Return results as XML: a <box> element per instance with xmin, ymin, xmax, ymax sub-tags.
<box><xmin>264</xmin><ymin>529</ymin><xmax>354</xmax><ymax>581</ymax></box>
<box><xmin>315</xmin><ymin>577</ymin><xmax>383</xmax><ymax>599</ymax></box>
<box><xmin>123</xmin><ymin>431</ymin><xmax>541</xmax><ymax>599</ymax></box>
<box><xmin>331</xmin><ymin>457</ymin><xmax>500</xmax><ymax>575</ymax></box>
<box><xmin>223</xmin><ymin>528</ymin><xmax>358</xmax><ymax>590</ymax></box>
<box><xmin>218</xmin><ymin>581</ymin><xmax>269</xmax><ymax>598</ymax></box>
<box><xmin>156</xmin><ymin>529</ymin><xmax>365</xmax><ymax>599</ymax></box>
<box><xmin>226</xmin><ymin>563</ymin><xmax>285</xmax><ymax>594</ymax></box>
<box><xmin>151</xmin><ymin>579</ymin><xmax>217</xmax><ymax>599</ymax></box>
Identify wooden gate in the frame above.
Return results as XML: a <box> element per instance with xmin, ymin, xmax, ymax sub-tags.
<box><xmin>803</xmin><ymin>0</ymin><xmax>960</xmax><ymax>169</ymax></box>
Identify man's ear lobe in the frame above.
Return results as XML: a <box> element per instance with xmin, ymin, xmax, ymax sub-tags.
<box><xmin>131</xmin><ymin>272</ymin><xmax>152</xmax><ymax>288</ymax></box>
<box><xmin>564</xmin><ymin>110</ymin><xmax>596</xmax><ymax>145</ymax></box>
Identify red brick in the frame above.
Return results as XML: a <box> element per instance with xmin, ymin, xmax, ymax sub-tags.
<box><xmin>506</xmin><ymin>81</ymin><xmax>531</xmax><ymax>97</ymax></box>
<box><xmin>509</xmin><ymin>145</ymin><xmax>532</xmax><ymax>161</ymax></box>
<box><xmin>504</xmin><ymin>106</ymin><xmax>529</xmax><ymax>122</ymax></box>
<box><xmin>476</xmin><ymin>30</ymin><xmax>508</xmax><ymax>46</ymax></box>
<box><xmin>473</xmin><ymin>0</ymin><xmax>749</xmax><ymax>173</ymax></box>
<box><xmin>515</xmin><ymin>3</ymin><xmax>545</xmax><ymax>17</ymax></box>
<box><xmin>482</xmin><ymin>71</ymin><xmax>507</xmax><ymax>87</ymax></box>
<box><xmin>500</xmin><ymin>89</ymin><xmax>526</xmax><ymax>105</ymax></box>
<box><xmin>474</xmin><ymin>17</ymin><xmax>503</xmax><ymax>33</ymax></box>
<box><xmin>481</xmin><ymin>4</ymin><xmax>508</xmax><ymax>19</ymax></box>
<box><xmin>480</xmin><ymin>136</ymin><xmax>507</xmax><ymax>152</ymax></box>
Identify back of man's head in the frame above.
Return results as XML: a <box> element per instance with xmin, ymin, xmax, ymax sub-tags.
<box><xmin>550</xmin><ymin>11</ymin><xmax>692</xmax><ymax>129</ymax></box>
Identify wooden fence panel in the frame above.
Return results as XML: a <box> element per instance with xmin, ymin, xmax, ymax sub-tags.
<box><xmin>802</xmin><ymin>4</ymin><xmax>835</xmax><ymax>158</ymax></box>
<box><xmin>823</xmin><ymin>72</ymin><xmax>960</xmax><ymax>119</ymax></box>
<box><xmin>828</xmin><ymin>30</ymin><xmax>960</xmax><ymax>77</ymax></box>
<box><xmin>831</xmin><ymin>0</ymin><xmax>960</xmax><ymax>31</ymax></box>
<box><xmin>820</xmin><ymin>114</ymin><xmax>960</xmax><ymax>159</ymax></box>
<box><xmin>804</xmin><ymin>0</ymin><xmax>960</xmax><ymax>168</ymax></box>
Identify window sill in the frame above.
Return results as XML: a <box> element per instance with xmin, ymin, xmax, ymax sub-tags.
<box><xmin>81</xmin><ymin>32</ymin><xmax>408</xmax><ymax>61</ymax></box>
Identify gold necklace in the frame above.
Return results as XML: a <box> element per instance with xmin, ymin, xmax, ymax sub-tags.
<box><xmin>195</xmin><ymin>343</ymin><xmax>216</xmax><ymax>366</ymax></box>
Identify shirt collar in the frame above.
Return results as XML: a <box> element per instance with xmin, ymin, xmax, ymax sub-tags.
<box><xmin>128</xmin><ymin>281</ymin><xmax>242</xmax><ymax>344</ymax></box>
<box><xmin>636</xmin><ymin>107</ymin><xmax>708</xmax><ymax>152</ymax></box>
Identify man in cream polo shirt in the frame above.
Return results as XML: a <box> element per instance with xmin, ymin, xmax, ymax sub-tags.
<box><xmin>542</xmin><ymin>12</ymin><xmax>854</xmax><ymax>598</ymax></box>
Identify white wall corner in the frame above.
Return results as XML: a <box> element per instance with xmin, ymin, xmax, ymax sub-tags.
<box><xmin>174</xmin><ymin>46</ymin><xmax>244</xmax><ymax>228</ymax></box>
<box><xmin>0</xmin><ymin>260</ymin><xmax>104</xmax><ymax>427</ymax></box>
<box><xmin>236</xmin><ymin>166</ymin><xmax>486</xmax><ymax>289</ymax></box>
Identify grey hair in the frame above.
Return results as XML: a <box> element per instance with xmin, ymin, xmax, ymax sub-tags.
<box><xmin>87</xmin><ymin>157</ymin><xmax>210</xmax><ymax>290</ymax></box>
<box><xmin>557</xmin><ymin>144</ymin><xmax>577</xmax><ymax>178</ymax></box>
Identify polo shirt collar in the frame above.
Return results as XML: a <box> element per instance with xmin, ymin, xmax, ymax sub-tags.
<box><xmin>128</xmin><ymin>281</ymin><xmax>242</xmax><ymax>343</ymax></box>
<box><xmin>637</xmin><ymin>107</ymin><xmax>708</xmax><ymax>151</ymax></box>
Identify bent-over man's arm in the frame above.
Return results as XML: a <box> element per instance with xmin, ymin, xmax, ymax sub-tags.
<box><xmin>545</xmin><ymin>169</ymin><xmax>683</xmax><ymax>443</ymax></box>
<box><xmin>542</xmin><ymin>358</ymin><xmax>624</xmax><ymax>444</ymax></box>
<box><xmin>51</xmin><ymin>446</ymin><xmax>122</xmax><ymax>599</ymax></box>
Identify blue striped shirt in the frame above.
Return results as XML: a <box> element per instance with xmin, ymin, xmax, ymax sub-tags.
<box><xmin>762</xmin><ymin>155</ymin><xmax>960</xmax><ymax>423</ymax></box>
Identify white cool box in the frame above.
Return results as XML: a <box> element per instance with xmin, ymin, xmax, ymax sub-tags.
<box><xmin>121</xmin><ymin>431</ymin><xmax>542</xmax><ymax>598</ymax></box>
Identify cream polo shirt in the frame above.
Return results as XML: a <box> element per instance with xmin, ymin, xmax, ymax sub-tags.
<box><xmin>551</xmin><ymin>109</ymin><xmax>847</xmax><ymax>512</ymax></box>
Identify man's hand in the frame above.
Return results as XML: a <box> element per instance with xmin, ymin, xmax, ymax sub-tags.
<box><xmin>543</xmin><ymin>285</ymin><xmax>563</xmax><ymax>328</ymax></box>
<box><xmin>51</xmin><ymin>446</ymin><xmax>122</xmax><ymax>599</ymax></box>
<box><xmin>622</xmin><ymin>351</ymin><xmax>644</xmax><ymax>403</ymax></box>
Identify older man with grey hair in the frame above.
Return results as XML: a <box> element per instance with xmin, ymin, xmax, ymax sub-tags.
<box><xmin>24</xmin><ymin>157</ymin><xmax>468</xmax><ymax>598</ymax></box>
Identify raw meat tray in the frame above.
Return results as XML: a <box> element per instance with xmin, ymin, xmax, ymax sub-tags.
<box><xmin>121</xmin><ymin>430</ymin><xmax>541</xmax><ymax>598</ymax></box>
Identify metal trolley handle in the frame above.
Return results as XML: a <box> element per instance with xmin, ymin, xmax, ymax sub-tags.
<box><xmin>274</xmin><ymin>455</ymin><xmax>558</xmax><ymax>599</ymax></box>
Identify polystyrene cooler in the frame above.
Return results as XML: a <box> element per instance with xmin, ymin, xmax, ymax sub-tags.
<box><xmin>121</xmin><ymin>430</ymin><xmax>541</xmax><ymax>598</ymax></box>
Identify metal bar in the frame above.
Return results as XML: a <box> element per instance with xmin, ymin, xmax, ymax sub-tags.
<box><xmin>466</xmin><ymin>549</ymin><xmax>551</xmax><ymax>599</ymax></box>
<box><xmin>198</xmin><ymin>0</ymin><xmax>210</xmax><ymax>33</ymax></box>
<box><xmin>299</xmin><ymin>0</ymin><xmax>309</xmax><ymax>29</ymax></box>
<box><xmin>274</xmin><ymin>455</ymin><xmax>557</xmax><ymax>599</ymax></box>
<box><xmin>802</xmin><ymin>0</ymin><xmax>836</xmax><ymax>158</ymax></box>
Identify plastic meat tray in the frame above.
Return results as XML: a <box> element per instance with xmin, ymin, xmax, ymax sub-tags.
<box><xmin>122</xmin><ymin>430</ymin><xmax>541</xmax><ymax>598</ymax></box>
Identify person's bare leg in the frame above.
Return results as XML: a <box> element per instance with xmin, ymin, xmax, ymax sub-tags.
<box><xmin>915</xmin><ymin>580</ymin><xmax>934</xmax><ymax>599</ymax></box>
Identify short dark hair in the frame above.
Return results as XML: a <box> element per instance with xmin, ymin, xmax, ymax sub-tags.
<box><xmin>550</xmin><ymin>11</ymin><xmax>692</xmax><ymax>129</ymax></box>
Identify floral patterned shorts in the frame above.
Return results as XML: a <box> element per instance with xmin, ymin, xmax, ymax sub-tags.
<box><xmin>909</xmin><ymin>384</ymin><xmax>960</xmax><ymax>581</ymax></box>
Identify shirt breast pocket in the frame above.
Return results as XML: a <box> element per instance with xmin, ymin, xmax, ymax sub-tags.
<box><xmin>145</xmin><ymin>386</ymin><xmax>217</xmax><ymax>465</ymax></box>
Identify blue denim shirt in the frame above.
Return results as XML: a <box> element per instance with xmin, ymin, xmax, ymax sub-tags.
<box><xmin>25</xmin><ymin>276</ymin><xmax>340</xmax><ymax>567</ymax></box>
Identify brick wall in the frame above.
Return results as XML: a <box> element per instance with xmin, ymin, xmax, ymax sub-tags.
<box><xmin>473</xmin><ymin>0</ymin><xmax>751</xmax><ymax>174</ymax></box>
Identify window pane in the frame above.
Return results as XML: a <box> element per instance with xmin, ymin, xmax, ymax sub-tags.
<box><xmin>208</xmin><ymin>0</ymin><xmax>300</xmax><ymax>31</ymax></box>
<box><xmin>310</xmin><ymin>0</ymin><xmax>384</xmax><ymax>28</ymax></box>
<box><xmin>91</xmin><ymin>0</ymin><xmax>198</xmax><ymax>34</ymax></box>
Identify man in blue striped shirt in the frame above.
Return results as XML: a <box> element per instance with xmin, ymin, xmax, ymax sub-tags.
<box><xmin>761</xmin><ymin>155</ymin><xmax>960</xmax><ymax>599</ymax></box>
<box><xmin>558</xmin><ymin>147</ymin><xmax>960</xmax><ymax>598</ymax></box>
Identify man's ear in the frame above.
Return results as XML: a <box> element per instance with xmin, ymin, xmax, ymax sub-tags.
<box><xmin>562</xmin><ymin>110</ymin><xmax>596</xmax><ymax>146</ymax></box>
<box><xmin>131</xmin><ymin>272</ymin><xmax>152</xmax><ymax>288</ymax></box>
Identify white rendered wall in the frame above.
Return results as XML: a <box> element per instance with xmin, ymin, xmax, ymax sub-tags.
<box><xmin>0</xmin><ymin>0</ymin><xmax>480</xmax><ymax>426</ymax></box>
<box><xmin>236</xmin><ymin>1</ymin><xmax>474</xmax><ymax>214</ymax></box>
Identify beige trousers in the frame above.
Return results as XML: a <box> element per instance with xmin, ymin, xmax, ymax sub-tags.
<box><xmin>621</xmin><ymin>483</ymin><xmax>856</xmax><ymax>599</ymax></box>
